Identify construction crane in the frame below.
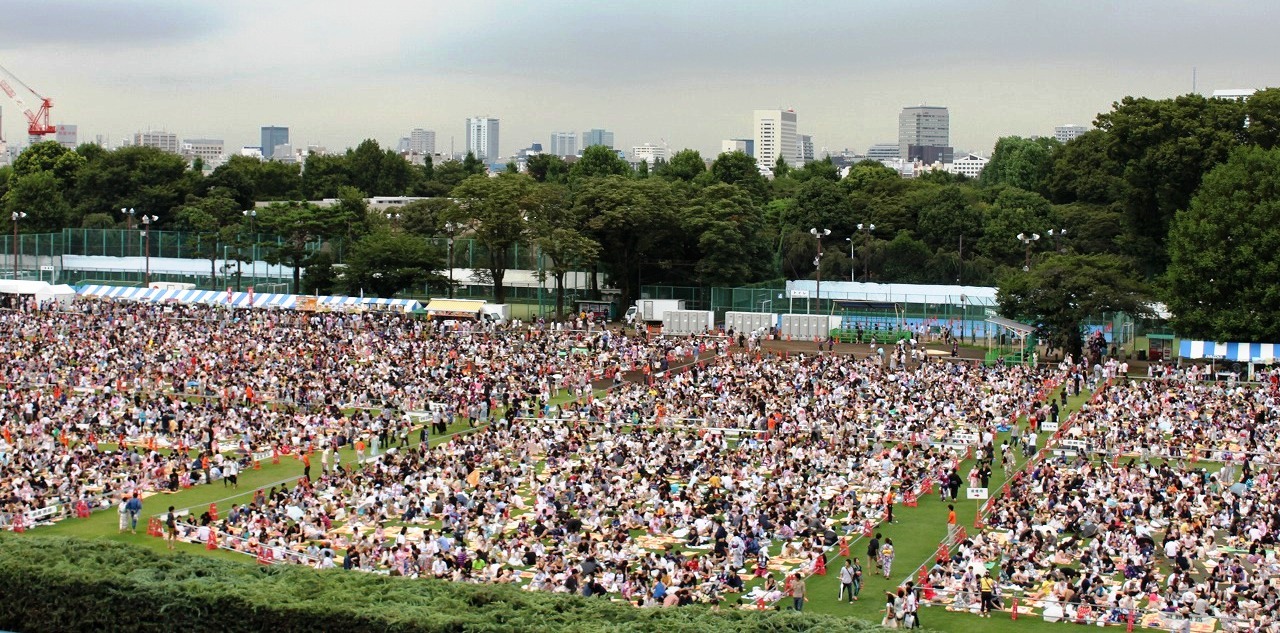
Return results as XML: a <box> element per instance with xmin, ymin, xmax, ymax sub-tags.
<box><xmin>0</xmin><ymin>62</ymin><xmax>54</xmax><ymax>144</ymax></box>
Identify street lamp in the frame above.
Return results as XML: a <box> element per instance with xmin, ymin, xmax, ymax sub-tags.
<box><xmin>386</xmin><ymin>212</ymin><xmax>402</xmax><ymax>230</ymax></box>
<box><xmin>11</xmin><ymin>212</ymin><xmax>27</xmax><ymax>279</ymax></box>
<box><xmin>1047</xmin><ymin>228</ymin><xmax>1067</xmax><ymax>253</ymax></box>
<box><xmin>443</xmin><ymin>221</ymin><xmax>460</xmax><ymax>299</ymax></box>
<box><xmin>857</xmin><ymin>223</ymin><xmax>875</xmax><ymax>282</ymax></box>
<box><xmin>140</xmin><ymin>214</ymin><xmax>158</xmax><ymax>286</ymax></box>
<box><xmin>121</xmin><ymin>207</ymin><xmax>136</xmax><ymax>260</ymax></box>
<box><xmin>243</xmin><ymin>210</ymin><xmax>257</xmax><ymax>287</ymax></box>
<box><xmin>810</xmin><ymin>227</ymin><xmax>831</xmax><ymax>314</ymax></box>
<box><xmin>1016</xmin><ymin>232</ymin><xmax>1040</xmax><ymax>272</ymax></box>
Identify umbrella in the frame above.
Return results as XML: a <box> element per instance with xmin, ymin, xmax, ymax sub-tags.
<box><xmin>1229</xmin><ymin>483</ymin><xmax>1247</xmax><ymax>495</ymax></box>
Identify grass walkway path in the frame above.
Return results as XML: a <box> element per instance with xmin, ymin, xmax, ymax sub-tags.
<box><xmin>794</xmin><ymin>384</ymin><xmax>1096</xmax><ymax>633</ymax></box>
<box><xmin>38</xmin><ymin>418</ymin><xmax>483</xmax><ymax>561</ymax></box>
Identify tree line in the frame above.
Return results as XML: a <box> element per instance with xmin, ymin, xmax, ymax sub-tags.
<box><xmin>4</xmin><ymin>89</ymin><xmax>1280</xmax><ymax>346</ymax></box>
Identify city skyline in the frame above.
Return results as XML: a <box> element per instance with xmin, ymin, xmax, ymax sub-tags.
<box><xmin>0</xmin><ymin>0</ymin><xmax>1275</xmax><ymax>159</ymax></box>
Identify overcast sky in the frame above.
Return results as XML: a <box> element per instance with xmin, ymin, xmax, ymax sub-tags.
<box><xmin>0</xmin><ymin>0</ymin><xmax>1274</xmax><ymax>159</ymax></box>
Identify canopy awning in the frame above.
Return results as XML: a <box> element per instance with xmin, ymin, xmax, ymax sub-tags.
<box><xmin>1179</xmin><ymin>340</ymin><xmax>1280</xmax><ymax>362</ymax></box>
<box><xmin>985</xmin><ymin>315</ymin><xmax>1035</xmax><ymax>335</ymax></box>
<box><xmin>424</xmin><ymin>299</ymin><xmax>485</xmax><ymax>318</ymax></box>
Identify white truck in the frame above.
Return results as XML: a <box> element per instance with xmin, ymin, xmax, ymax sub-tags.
<box><xmin>624</xmin><ymin>299</ymin><xmax>686</xmax><ymax>325</ymax></box>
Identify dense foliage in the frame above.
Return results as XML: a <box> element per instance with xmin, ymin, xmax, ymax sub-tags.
<box><xmin>4</xmin><ymin>88</ymin><xmax>1280</xmax><ymax>337</ymax></box>
<box><xmin>0</xmin><ymin>536</ymin><xmax>888</xmax><ymax>633</ymax></box>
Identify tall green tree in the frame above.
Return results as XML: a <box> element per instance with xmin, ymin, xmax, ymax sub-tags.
<box><xmin>450</xmin><ymin>174</ymin><xmax>535</xmax><ymax>304</ymax></box>
<box><xmin>1097</xmin><ymin>93</ymin><xmax>1247</xmax><ymax>275</ymax></box>
<box><xmin>658</xmin><ymin>149</ymin><xmax>706</xmax><ymax>182</ymax></box>
<box><xmin>998</xmin><ymin>253</ymin><xmax>1151</xmax><ymax>360</ymax></box>
<box><xmin>524</xmin><ymin>154</ymin><xmax>569</xmax><ymax>184</ymax></box>
<box><xmin>570</xmin><ymin>145</ymin><xmax>630</xmax><ymax>180</ymax></box>
<box><xmin>977</xmin><ymin>187</ymin><xmax>1056</xmax><ymax>266</ymax></box>
<box><xmin>979</xmin><ymin>136</ymin><xmax>1059</xmax><ymax>193</ymax></box>
<box><xmin>1044</xmin><ymin>130</ymin><xmax>1127</xmax><ymax>205</ymax></box>
<box><xmin>709</xmin><ymin>151</ymin><xmax>768</xmax><ymax>202</ymax></box>
<box><xmin>683</xmin><ymin>184</ymin><xmax>772</xmax><ymax>286</ymax></box>
<box><xmin>257</xmin><ymin>201</ymin><xmax>342</xmax><ymax>289</ymax></box>
<box><xmin>72</xmin><ymin>146</ymin><xmax>193</xmax><ymax>224</ymax></box>
<box><xmin>4</xmin><ymin>171</ymin><xmax>71</xmax><ymax>232</ymax></box>
<box><xmin>344</xmin><ymin>231</ymin><xmax>444</xmax><ymax>298</ymax></box>
<box><xmin>526</xmin><ymin>184</ymin><xmax>598</xmax><ymax>317</ymax></box>
<box><xmin>1165</xmin><ymin>146</ymin><xmax>1280</xmax><ymax>340</ymax></box>
<box><xmin>172</xmin><ymin>191</ymin><xmax>242</xmax><ymax>287</ymax></box>
<box><xmin>575</xmin><ymin>176</ymin><xmax>677</xmax><ymax>307</ymax></box>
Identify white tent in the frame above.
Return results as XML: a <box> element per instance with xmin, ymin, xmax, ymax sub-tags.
<box><xmin>0</xmin><ymin>280</ymin><xmax>51</xmax><ymax>296</ymax></box>
<box><xmin>35</xmin><ymin>284</ymin><xmax>76</xmax><ymax>306</ymax></box>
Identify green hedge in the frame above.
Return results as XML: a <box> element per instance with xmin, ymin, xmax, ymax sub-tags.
<box><xmin>0</xmin><ymin>536</ymin><xmax>892</xmax><ymax>633</ymax></box>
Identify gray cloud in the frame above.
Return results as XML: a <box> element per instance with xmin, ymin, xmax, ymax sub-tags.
<box><xmin>0</xmin><ymin>0</ymin><xmax>226</xmax><ymax>50</ymax></box>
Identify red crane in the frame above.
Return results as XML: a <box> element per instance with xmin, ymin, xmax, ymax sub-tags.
<box><xmin>0</xmin><ymin>63</ymin><xmax>55</xmax><ymax>142</ymax></box>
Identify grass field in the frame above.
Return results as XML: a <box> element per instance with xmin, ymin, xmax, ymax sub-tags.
<box><xmin>26</xmin><ymin>380</ymin><xmax>1095</xmax><ymax>633</ymax></box>
<box><xmin>783</xmin><ymin>386</ymin><xmax>1095</xmax><ymax>633</ymax></box>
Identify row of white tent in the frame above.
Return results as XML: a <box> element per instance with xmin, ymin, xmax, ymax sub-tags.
<box><xmin>74</xmin><ymin>284</ymin><xmax>424</xmax><ymax>312</ymax></box>
<box><xmin>0</xmin><ymin>280</ymin><xmax>78</xmax><ymax>304</ymax></box>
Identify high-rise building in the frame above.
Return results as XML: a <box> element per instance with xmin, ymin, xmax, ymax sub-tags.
<box><xmin>54</xmin><ymin>124</ymin><xmax>77</xmax><ymax>149</ymax></box>
<box><xmin>466</xmin><ymin>116</ymin><xmax>500</xmax><ymax>161</ymax></box>
<box><xmin>721</xmin><ymin>138</ymin><xmax>754</xmax><ymax>157</ymax></box>
<box><xmin>898</xmin><ymin>106</ymin><xmax>952</xmax><ymax>164</ymax></box>
<box><xmin>181</xmin><ymin>139</ymin><xmax>225</xmax><ymax>168</ymax></box>
<box><xmin>798</xmin><ymin>135</ymin><xmax>814</xmax><ymax>164</ymax></box>
<box><xmin>273</xmin><ymin>144</ymin><xmax>296</xmax><ymax>163</ymax></box>
<box><xmin>133</xmin><ymin>130</ymin><xmax>179</xmax><ymax>154</ymax></box>
<box><xmin>396</xmin><ymin>137</ymin><xmax>411</xmax><ymax>153</ymax></box>
<box><xmin>409</xmin><ymin>128</ymin><xmax>436</xmax><ymax>155</ymax></box>
<box><xmin>260</xmin><ymin>126</ymin><xmax>289</xmax><ymax>160</ymax></box>
<box><xmin>549</xmin><ymin>131</ymin><xmax>578</xmax><ymax>157</ymax></box>
<box><xmin>583</xmin><ymin>128</ymin><xmax>615</xmax><ymax>149</ymax></box>
<box><xmin>866</xmin><ymin>143</ymin><xmax>901</xmax><ymax>161</ymax></box>
<box><xmin>754</xmin><ymin>109</ymin><xmax>799</xmax><ymax>170</ymax></box>
<box><xmin>1054</xmin><ymin>124</ymin><xmax>1089</xmax><ymax>144</ymax></box>
<box><xmin>632</xmin><ymin>143</ymin><xmax>667</xmax><ymax>165</ymax></box>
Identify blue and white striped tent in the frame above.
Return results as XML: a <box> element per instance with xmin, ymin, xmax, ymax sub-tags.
<box><xmin>75</xmin><ymin>285</ymin><xmax>421</xmax><ymax>313</ymax></box>
<box><xmin>1179</xmin><ymin>340</ymin><xmax>1280</xmax><ymax>363</ymax></box>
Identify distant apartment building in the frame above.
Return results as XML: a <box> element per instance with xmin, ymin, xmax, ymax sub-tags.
<box><xmin>1054</xmin><ymin>124</ymin><xmax>1089</xmax><ymax>144</ymax></box>
<box><xmin>54</xmin><ymin>124</ymin><xmax>77</xmax><ymax>148</ymax></box>
<box><xmin>632</xmin><ymin>143</ymin><xmax>667</xmax><ymax>165</ymax></box>
<box><xmin>133</xmin><ymin>130</ymin><xmax>179</xmax><ymax>154</ymax></box>
<box><xmin>798</xmin><ymin>134</ymin><xmax>814</xmax><ymax>164</ymax></box>
<box><xmin>549</xmin><ymin>131</ymin><xmax>578</xmax><ymax>157</ymax></box>
<box><xmin>582</xmin><ymin>128</ymin><xmax>615</xmax><ymax>149</ymax></box>
<box><xmin>273</xmin><ymin>144</ymin><xmax>296</xmax><ymax>163</ymax></box>
<box><xmin>945</xmin><ymin>153</ymin><xmax>990</xmax><ymax>179</ymax></box>
<box><xmin>181</xmin><ymin>138</ymin><xmax>225</xmax><ymax>168</ymax></box>
<box><xmin>866</xmin><ymin>143</ymin><xmax>901</xmax><ymax>162</ymax></box>
<box><xmin>720</xmin><ymin>138</ymin><xmax>755</xmax><ymax>157</ymax></box>
<box><xmin>409</xmin><ymin>128</ymin><xmax>436</xmax><ymax>154</ymax></box>
<box><xmin>466</xmin><ymin>116</ymin><xmax>500</xmax><ymax>161</ymax></box>
<box><xmin>260</xmin><ymin>126</ymin><xmax>289</xmax><ymax>160</ymax></box>
<box><xmin>898</xmin><ymin>105</ymin><xmax>952</xmax><ymax>163</ymax></box>
<box><xmin>754</xmin><ymin>109</ymin><xmax>799</xmax><ymax>169</ymax></box>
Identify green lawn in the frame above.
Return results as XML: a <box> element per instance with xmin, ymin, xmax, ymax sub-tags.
<box><xmin>28</xmin><ymin>384</ymin><xmax>1095</xmax><ymax>633</ymax></box>
<box><xmin>792</xmin><ymin>386</ymin><xmax>1096</xmax><ymax>633</ymax></box>
<box><xmin>38</xmin><ymin>418</ymin><xmax>484</xmax><ymax>560</ymax></box>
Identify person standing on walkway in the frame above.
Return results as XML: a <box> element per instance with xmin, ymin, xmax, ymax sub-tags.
<box><xmin>979</xmin><ymin>572</ymin><xmax>995</xmax><ymax>617</ymax></box>
<box><xmin>300</xmin><ymin>451</ymin><xmax>311</xmax><ymax>481</ymax></box>
<box><xmin>880</xmin><ymin>538</ymin><xmax>896</xmax><ymax>579</ymax></box>
<box><xmin>164</xmin><ymin>505</ymin><xmax>178</xmax><ymax>551</ymax></box>
<box><xmin>867</xmin><ymin>533</ymin><xmax>882</xmax><ymax>574</ymax></box>
<box><xmin>947</xmin><ymin>504</ymin><xmax>957</xmax><ymax>528</ymax></box>
<box><xmin>124</xmin><ymin>492</ymin><xmax>142</xmax><ymax>534</ymax></box>
<box><xmin>790</xmin><ymin>573</ymin><xmax>806</xmax><ymax>611</ymax></box>
<box><xmin>838</xmin><ymin>559</ymin><xmax>856</xmax><ymax>602</ymax></box>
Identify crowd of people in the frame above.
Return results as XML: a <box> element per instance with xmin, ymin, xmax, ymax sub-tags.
<box><xmin>0</xmin><ymin>298</ymin><xmax>672</xmax><ymax>530</ymax></box>
<box><xmin>11</xmin><ymin>293</ymin><xmax>1279</xmax><ymax>629</ymax></box>
<box><xmin>926</xmin><ymin>376</ymin><xmax>1280</xmax><ymax>632</ymax></box>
